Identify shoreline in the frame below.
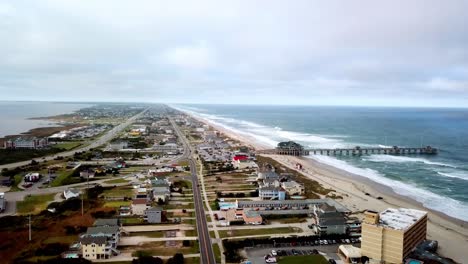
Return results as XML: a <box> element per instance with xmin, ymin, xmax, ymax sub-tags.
<box><xmin>183</xmin><ymin>110</ymin><xmax>468</xmax><ymax>262</ymax></box>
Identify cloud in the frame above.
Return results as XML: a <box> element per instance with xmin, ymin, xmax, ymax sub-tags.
<box><xmin>0</xmin><ymin>0</ymin><xmax>468</xmax><ymax>107</ymax></box>
<box><xmin>162</xmin><ymin>41</ymin><xmax>216</xmax><ymax>70</ymax></box>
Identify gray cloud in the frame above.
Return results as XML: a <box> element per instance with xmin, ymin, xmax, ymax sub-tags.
<box><xmin>1</xmin><ymin>0</ymin><xmax>468</xmax><ymax>107</ymax></box>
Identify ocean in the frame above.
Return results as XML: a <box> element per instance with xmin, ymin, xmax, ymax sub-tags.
<box><xmin>0</xmin><ymin>101</ymin><xmax>92</xmax><ymax>138</ymax></box>
<box><xmin>175</xmin><ymin>104</ymin><xmax>468</xmax><ymax>222</ymax></box>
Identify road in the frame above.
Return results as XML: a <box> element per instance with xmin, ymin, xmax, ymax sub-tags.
<box><xmin>170</xmin><ymin>117</ymin><xmax>217</xmax><ymax>264</ymax></box>
<box><xmin>0</xmin><ymin>107</ymin><xmax>150</xmax><ymax>171</ymax></box>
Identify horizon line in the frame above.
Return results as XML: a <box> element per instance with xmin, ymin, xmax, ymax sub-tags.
<box><xmin>1</xmin><ymin>99</ymin><xmax>467</xmax><ymax>109</ymax></box>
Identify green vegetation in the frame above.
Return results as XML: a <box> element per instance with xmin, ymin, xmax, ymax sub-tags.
<box><xmin>103</xmin><ymin>178</ymin><xmax>129</xmax><ymax>184</ymax></box>
<box><xmin>102</xmin><ymin>186</ymin><xmax>134</xmax><ymax>197</ymax></box>
<box><xmin>17</xmin><ymin>193</ymin><xmax>56</xmax><ymax>215</ymax></box>
<box><xmin>0</xmin><ymin>148</ymin><xmax>64</xmax><ymax>165</ymax></box>
<box><xmin>278</xmin><ymin>255</ymin><xmax>328</xmax><ymax>264</ymax></box>
<box><xmin>218</xmin><ymin>227</ymin><xmax>301</xmax><ymax>238</ymax></box>
<box><xmin>213</xmin><ymin>243</ymin><xmax>222</xmax><ymax>263</ymax></box>
<box><xmin>52</xmin><ymin>141</ymin><xmax>82</xmax><ymax>150</ymax></box>
<box><xmin>121</xmin><ymin>217</ymin><xmax>145</xmax><ymax>225</ymax></box>
<box><xmin>43</xmin><ymin>235</ymin><xmax>77</xmax><ymax>244</ymax></box>
<box><xmin>50</xmin><ymin>169</ymin><xmax>77</xmax><ymax>187</ymax></box>
<box><xmin>129</xmin><ymin>231</ymin><xmax>165</xmax><ymax>238</ymax></box>
<box><xmin>103</xmin><ymin>200</ymin><xmax>131</xmax><ymax>208</ymax></box>
<box><xmin>9</xmin><ymin>174</ymin><xmax>24</xmax><ymax>192</ymax></box>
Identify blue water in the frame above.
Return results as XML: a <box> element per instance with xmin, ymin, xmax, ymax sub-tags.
<box><xmin>175</xmin><ymin>104</ymin><xmax>468</xmax><ymax>221</ymax></box>
<box><xmin>0</xmin><ymin>101</ymin><xmax>92</xmax><ymax>137</ymax></box>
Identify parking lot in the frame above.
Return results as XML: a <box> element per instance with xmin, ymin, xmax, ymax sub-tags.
<box><xmin>245</xmin><ymin>238</ymin><xmax>360</xmax><ymax>264</ymax></box>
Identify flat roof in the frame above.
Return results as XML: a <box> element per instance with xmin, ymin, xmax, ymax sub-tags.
<box><xmin>339</xmin><ymin>245</ymin><xmax>361</xmax><ymax>258</ymax></box>
<box><xmin>379</xmin><ymin>208</ymin><xmax>427</xmax><ymax>231</ymax></box>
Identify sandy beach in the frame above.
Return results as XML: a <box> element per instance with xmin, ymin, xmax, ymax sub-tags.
<box><xmin>191</xmin><ymin>114</ymin><xmax>468</xmax><ymax>263</ymax></box>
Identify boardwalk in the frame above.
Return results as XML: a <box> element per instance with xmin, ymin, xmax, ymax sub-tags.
<box><xmin>257</xmin><ymin>145</ymin><xmax>438</xmax><ymax>156</ymax></box>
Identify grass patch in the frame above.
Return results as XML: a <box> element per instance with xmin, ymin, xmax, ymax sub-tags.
<box><xmin>50</xmin><ymin>169</ymin><xmax>77</xmax><ymax>187</ymax></box>
<box><xmin>129</xmin><ymin>231</ymin><xmax>165</xmax><ymax>238</ymax></box>
<box><xmin>103</xmin><ymin>200</ymin><xmax>131</xmax><ymax>208</ymax></box>
<box><xmin>52</xmin><ymin>141</ymin><xmax>81</xmax><ymax>150</ymax></box>
<box><xmin>102</xmin><ymin>186</ymin><xmax>134</xmax><ymax>197</ymax></box>
<box><xmin>121</xmin><ymin>217</ymin><xmax>145</xmax><ymax>225</ymax></box>
<box><xmin>17</xmin><ymin>193</ymin><xmax>56</xmax><ymax>215</ymax></box>
<box><xmin>213</xmin><ymin>243</ymin><xmax>221</xmax><ymax>263</ymax></box>
<box><xmin>129</xmin><ymin>241</ymin><xmax>200</xmax><ymax>256</ymax></box>
<box><xmin>104</xmin><ymin>178</ymin><xmax>129</xmax><ymax>184</ymax></box>
<box><xmin>43</xmin><ymin>235</ymin><xmax>77</xmax><ymax>244</ymax></box>
<box><xmin>218</xmin><ymin>227</ymin><xmax>301</xmax><ymax>238</ymax></box>
<box><xmin>9</xmin><ymin>174</ymin><xmax>23</xmax><ymax>192</ymax></box>
<box><xmin>278</xmin><ymin>255</ymin><xmax>328</xmax><ymax>264</ymax></box>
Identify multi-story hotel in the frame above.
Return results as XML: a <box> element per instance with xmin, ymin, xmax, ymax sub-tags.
<box><xmin>361</xmin><ymin>208</ymin><xmax>427</xmax><ymax>264</ymax></box>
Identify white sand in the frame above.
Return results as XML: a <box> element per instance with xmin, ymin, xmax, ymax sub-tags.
<box><xmin>190</xmin><ymin>114</ymin><xmax>468</xmax><ymax>262</ymax></box>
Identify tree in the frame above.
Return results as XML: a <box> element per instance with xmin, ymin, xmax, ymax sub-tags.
<box><xmin>166</xmin><ymin>253</ymin><xmax>184</xmax><ymax>264</ymax></box>
<box><xmin>131</xmin><ymin>256</ymin><xmax>163</xmax><ymax>264</ymax></box>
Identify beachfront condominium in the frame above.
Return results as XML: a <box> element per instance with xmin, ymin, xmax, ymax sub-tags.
<box><xmin>361</xmin><ymin>208</ymin><xmax>427</xmax><ymax>264</ymax></box>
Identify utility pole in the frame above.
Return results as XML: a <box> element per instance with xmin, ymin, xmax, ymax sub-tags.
<box><xmin>81</xmin><ymin>192</ymin><xmax>84</xmax><ymax>216</ymax></box>
<box><xmin>28</xmin><ymin>214</ymin><xmax>31</xmax><ymax>241</ymax></box>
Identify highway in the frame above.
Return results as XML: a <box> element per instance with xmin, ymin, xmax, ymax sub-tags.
<box><xmin>170</xmin><ymin>117</ymin><xmax>217</xmax><ymax>264</ymax></box>
<box><xmin>0</xmin><ymin>107</ymin><xmax>150</xmax><ymax>171</ymax></box>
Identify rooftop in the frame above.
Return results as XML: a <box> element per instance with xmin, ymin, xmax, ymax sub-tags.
<box><xmin>80</xmin><ymin>236</ymin><xmax>108</xmax><ymax>245</ymax></box>
<box><xmin>94</xmin><ymin>219</ymin><xmax>119</xmax><ymax>227</ymax></box>
<box><xmin>379</xmin><ymin>208</ymin><xmax>427</xmax><ymax>231</ymax></box>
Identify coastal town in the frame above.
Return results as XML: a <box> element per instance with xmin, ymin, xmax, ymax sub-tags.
<box><xmin>0</xmin><ymin>104</ymin><xmax>463</xmax><ymax>264</ymax></box>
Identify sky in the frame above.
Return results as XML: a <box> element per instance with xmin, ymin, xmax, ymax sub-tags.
<box><xmin>1</xmin><ymin>0</ymin><xmax>468</xmax><ymax>107</ymax></box>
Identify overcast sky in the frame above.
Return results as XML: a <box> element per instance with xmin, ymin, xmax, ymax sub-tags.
<box><xmin>1</xmin><ymin>0</ymin><xmax>468</xmax><ymax>107</ymax></box>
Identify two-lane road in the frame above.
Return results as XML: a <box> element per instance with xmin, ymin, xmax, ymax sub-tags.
<box><xmin>170</xmin><ymin>116</ymin><xmax>217</xmax><ymax>264</ymax></box>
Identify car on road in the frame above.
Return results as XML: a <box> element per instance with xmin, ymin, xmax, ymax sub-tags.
<box><xmin>271</xmin><ymin>250</ymin><xmax>277</xmax><ymax>256</ymax></box>
<box><xmin>264</xmin><ymin>255</ymin><xmax>277</xmax><ymax>263</ymax></box>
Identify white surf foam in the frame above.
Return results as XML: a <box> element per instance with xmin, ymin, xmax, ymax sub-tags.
<box><xmin>174</xmin><ymin>105</ymin><xmax>468</xmax><ymax>221</ymax></box>
<box><xmin>364</xmin><ymin>155</ymin><xmax>457</xmax><ymax>168</ymax></box>
<box><xmin>309</xmin><ymin>155</ymin><xmax>468</xmax><ymax>221</ymax></box>
<box><xmin>437</xmin><ymin>171</ymin><xmax>468</xmax><ymax>181</ymax></box>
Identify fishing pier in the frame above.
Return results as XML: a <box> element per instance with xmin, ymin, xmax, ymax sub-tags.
<box><xmin>256</xmin><ymin>141</ymin><xmax>438</xmax><ymax>156</ymax></box>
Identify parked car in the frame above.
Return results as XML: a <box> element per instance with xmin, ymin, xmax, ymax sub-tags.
<box><xmin>271</xmin><ymin>250</ymin><xmax>277</xmax><ymax>256</ymax></box>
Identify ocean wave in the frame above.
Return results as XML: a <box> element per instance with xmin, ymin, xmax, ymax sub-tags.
<box><xmin>437</xmin><ymin>171</ymin><xmax>468</xmax><ymax>181</ymax></box>
<box><xmin>363</xmin><ymin>155</ymin><xmax>457</xmax><ymax>168</ymax></box>
<box><xmin>309</xmin><ymin>155</ymin><xmax>468</xmax><ymax>221</ymax></box>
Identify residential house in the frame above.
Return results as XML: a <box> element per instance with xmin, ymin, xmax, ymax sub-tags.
<box><xmin>84</xmin><ymin>226</ymin><xmax>120</xmax><ymax>248</ymax></box>
<box><xmin>232</xmin><ymin>155</ymin><xmax>258</xmax><ymax>169</ymax></box>
<box><xmin>94</xmin><ymin>219</ymin><xmax>119</xmax><ymax>227</ymax></box>
<box><xmin>145</xmin><ymin>207</ymin><xmax>163</xmax><ymax>223</ymax></box>
<box><xmin>313</xmin><ymin>204</ymin><xmax>347</xmax><ymax>235</ymax></box>
<box><xmin>152</xmin><ymin>186</ymin><xmax>171</xmax><ymax>203</ymax></box>
<box><xmin>281</xmin><ymin>181</ymin><xmax>305</xmax><ymax>196</ymax></box>
<box><xmin>257</xmin><ymin>171</ymin><xmax>279</xmax><ymax>181</ymax></box>
<box><xmin>80</xmin><ymin>236</ymin><xmax>112</xmax><ymax>260</ymax></box>
<box><xmin>131</xmin><ymin>199</ymin><xmax>148</xmax><ymax>216</ymax></box>
<box><xmin>259</xmin><ymin>187</ymin><xmax>286</xmax><ymax>200</ymax></box>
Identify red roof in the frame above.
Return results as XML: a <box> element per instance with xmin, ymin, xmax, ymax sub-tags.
<box><xmin>233</xmin><ymin>155</ymin><xmax>249</xmax><ymax>161</ymax></box>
